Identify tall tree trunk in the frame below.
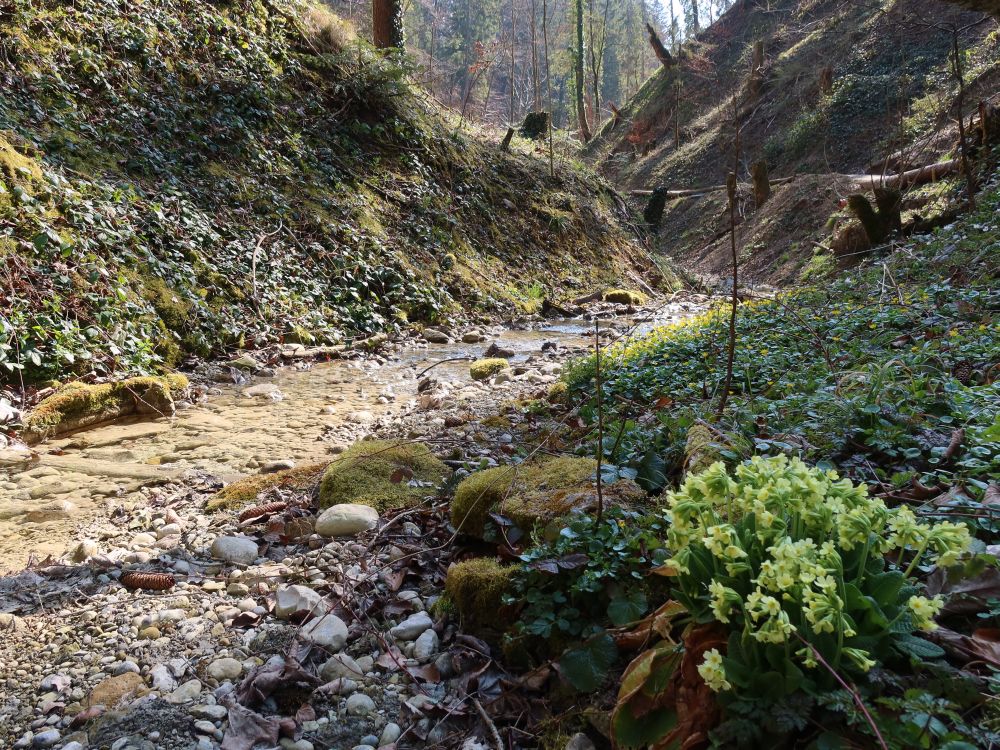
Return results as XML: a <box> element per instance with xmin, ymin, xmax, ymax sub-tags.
<box><xmin>372</xmin><ymin>0</ymin><xmax>404</xmax><ymax>49</ymax></box>
<box><xmin>530</xmin><ymin>0</ymin><xmax>540</xmax><ymax>110</ymax></box>
<box><xmin>575</xmin><ymin>0</ymin><xmax>592</xmax><ymax>142</ymax></box>
<box><xmin>510</xmin><ymin>0</ymin><xmax>517</xmax><ymax>127</ymax></box>
<box><xmin>543</xmin><ymin>0</ymin><xmax>555</xmax><ymax>176</ymax></box>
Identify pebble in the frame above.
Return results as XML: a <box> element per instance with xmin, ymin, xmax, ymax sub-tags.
<box><xmin>31</xmin><ymin>730</ymin><xmax>60</xmax><ymax>748</ymax></box>
<box><xmin>191</xmin><ymin>704</ymin><xmax>228</xmax><ymax>721</ymax></box>
<box><xmin>275</xmin><ymin>585</ymin><xmax>323</xmax><ymax>619</ymax></box>
<box><xmin>390</xmin><ymin>611</ymin><xmax>433</xmax><ymax>640</ymax></box>
<box><xmin>345</xmin><ymin>693</ymin><xmax>376</xmax><ymax>716</ymax></box>
<box><xmin>320</xmin><ymin>653</ymin><xmax>363</xmax><ymax>682</ymax></box>
<box><xmin>301</xmin><ymin>614</ymin><xmax>349</xmax><ymax>650</ymax></box>
<box><xmin>564</xmin><ymin>733</ymin><xmax>597</xmax><ymax>750</ymax></box>
<box><xmin>379</xmin><ymin>723</ymin><xmax>402</xmax><ymax>745</ymax></box>
<box><xmin>150</xmin><ymin>664</ymin><xmax>177</xmax><ymax>693</ymax></box>
<box><xmin>413</xmin><ymin>628</ymin><xmax>439</xmax><ymax>660</ymax></box>
<box><xmin>210</xmin><ymin>536</ymin><xmax>259</xmax><ymax>565</ymax></box>
<box><xmin>165</xmin><ymin>679</ymin><xmax>203</xmax><ymax>704</ymax></box>
<box><xmin>207</xmin><ymin>657</ymin><xmax>242</xmax><ymax>681</ymax></box>
<box><xmin>315</xmin><ymin>504</ymin><xmax>379</xmax><ymax>537</ymax></box>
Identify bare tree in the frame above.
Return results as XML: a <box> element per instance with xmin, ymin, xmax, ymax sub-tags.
<box><xmin>372</xmin><ymin>0</ymin><xmax>404</xmax><ymax>48</ymax></box>
<box><xmin>575</xmin><ymin>0</ymin><xmax>592</xmax><ymax>141</ymax></box>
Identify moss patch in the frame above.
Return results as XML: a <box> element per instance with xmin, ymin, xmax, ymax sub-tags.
<box><xmin>318</xmin><ymin>439</ymin><xmax>450</xmax><ymax>511</ymax></box>
<box><xmin>451</xmin><ymin>456</ymin><xmax>646</xmax><ymax>537</ymax></box>
<box><xmin>470</xmin><ymin>358</ymin><xmax>511</xmax><ymax>381</ymax></box>
<box><xmin>443</xmin><ymin>558</ymin><xmax>516</xmax><ymax>631</ymax></box>
<box><xmin>604</xmin><ymin>289</ymin><xmax>647</xmax><ymax>305</ymax></box>
<box><xmin>207</xmin><ymin>462</ymin><xmax>328</xmax><ymax>511</ymax></box>
<box><xmin>22</xmin><ymin>374</ymin><xmax>189</xmax><ymax>444</ymax></box>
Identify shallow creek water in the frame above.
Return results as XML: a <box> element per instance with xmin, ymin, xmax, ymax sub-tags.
<box><xmin>0</xmin><ymin>305</ymin><xmax>698</xmax><ymax>571</ymax></box>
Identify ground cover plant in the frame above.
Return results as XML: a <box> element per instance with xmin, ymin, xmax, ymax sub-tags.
<box><xmin>0</xmin><ymin>0</ymin><xmax>662</xmax><ymax>384</ymax></box>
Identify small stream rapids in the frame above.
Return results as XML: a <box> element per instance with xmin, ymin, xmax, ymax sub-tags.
<box><xmin>0</xmin><ymin>303</ymin><xmax>700</xmax><ymax>571</ymax></box>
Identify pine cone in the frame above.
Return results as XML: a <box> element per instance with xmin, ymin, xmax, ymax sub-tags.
<box><xmin>120</xmin><ymin>571</ymin><xmax>176</xmax><ymax>591</ymax></box>
<box><xmin>953</xmin><ymin>359</ymin><xmax>973</xmax><ymax>384</ymax></box>
<box><xmin>238</xmin><ymin>502</ymin><xmax>288</xmax><ymax>523</ymax></box>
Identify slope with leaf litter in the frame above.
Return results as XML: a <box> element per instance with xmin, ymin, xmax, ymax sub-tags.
<box><xmin>0</xmin><ymin>0</ymin><xmax>668</xmax><ymax>383</ymax></box>
<box><xmin>584</xmin><ymin>0</ymin><xmax>999</xmax><ymax>283</ymax></box>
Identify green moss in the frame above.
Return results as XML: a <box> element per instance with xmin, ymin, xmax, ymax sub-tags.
<box><xmin>451</xmin><ymin>456</ymin><xmax>645</xmax><ymax>537</ymax></box>
<box><xmin>22</xmin><ymin>374</ymin><xmax>189</xmax><ymax>444</ymax></box>
<box><xmin>443</xmin><ymin>558</ymin><xmax>516</xmax><ymax>631</ymax></box>
<box><xmin>318</xmin><ymin>439</ymin><xmax>450</xmax><ymax>511</ymax></box>
<box><xmin>0</xmin><ymin>133</ymin><xmax>42</xmax><ymax>185</ymax></box>
<box><xmin>207</xmin><ymin>462</ymin><xmax>328</xmax><ymax>511</ymax></box>
<box><xmin>470</xmin><ymin>358</ymin><xmax>510</xmax><ymax>381</ymax></box>
<box><xmin>547</xmin><ymin>381</ymin><xmax>569</xmax><ymax>404</ymax></box>
<box><xmin>604</xmin><ymin>289</ymin><xmax>647</xmax><ymax>305</ymax></box>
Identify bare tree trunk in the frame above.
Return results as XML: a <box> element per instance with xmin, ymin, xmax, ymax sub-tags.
<box><xmin>646</xmin><ymin>23</ymin><xmax>673</xmax><ymax>67</ymax></box>
<box><xmin>575</xmin><ymin>0</ymin><xmax>592</xmax><ymax>142</ymax></box>
<box><xmin>951</xmin><ymin>29</ymin><xmax>977</xmax><ymax>209</ymax></box>
<box><xmin>543</xmin><ymin>0</ymin><xmax>555</xmax><ymax>176</ymax></box>
<box><xmin>428</xmin><ymin>0</ymin><xmax>438</xmax><ymax>93</ymax></box>
<box><xmin>372</xmin><ymin>0</ymin><xmax>404</xmax><ymax>49</ymax></box>
<box><xmin>751</xmin><ymin>160</ymin><xmax>770</xmax><ymax>207</ymax></box>
<box><xmin>530</xmin><ymin>0</ymin><xmax>540</xmax><ymax>110</ymax></box>
<box><xmin>510</xmin><ymin>0</ymin><xmax>517</xmax><ymax>128</ymax></box>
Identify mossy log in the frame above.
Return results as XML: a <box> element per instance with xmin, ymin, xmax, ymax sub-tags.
<box><xmin>22</xmin><ymin>375</ymin><xmax>189</xmax><ymax>445</ymax></box>
<box><xmin>604</xmin><ymin>289</ymin><xmax>647</xmax><ymax>305</ymax></box>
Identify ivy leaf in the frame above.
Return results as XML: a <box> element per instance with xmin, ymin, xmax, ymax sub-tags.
<box><xmin>608</xmin><ymin>590</ymin><xmax>648</xmax><ymax>627</ymax></box>
<box><xmin>558</xmin><ymin>632</ymin><xmax>618</xmax><ymax>692</ymax></box>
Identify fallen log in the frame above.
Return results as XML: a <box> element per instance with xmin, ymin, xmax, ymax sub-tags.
<box><xmin>631</xmin><ymin>176</ymin><xmax>795</xmax><ymax>198</ymax></box>
<box><xmin>850</xmin><ymin>159</ymin><xmax>959</xmax><ymax>191</ymax></box>
<box><xmin>630</xmin><ymin>159</ymin><xmax>960</xmax><ymax>198</ymax></box>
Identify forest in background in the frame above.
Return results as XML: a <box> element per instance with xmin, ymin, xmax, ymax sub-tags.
<box><xmin>326</xmin><ymin>0</ymin><xmax>735</xmax><ymax>131</ymax></box>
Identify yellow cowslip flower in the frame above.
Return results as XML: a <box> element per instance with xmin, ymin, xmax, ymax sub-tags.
<box><xmin>908</xmin><ymin>595</ymin><xmax>943</xmax><ymax>631</ymax></box>
<box><xmin>888</xmin><ymin>506</ymin><xmax>926</xmax><ymax>550</ymax></box>
<box><xmin>926</xmin><ymin>521</ymin><xmax>971</xmax><ymax>567</ymax></box>
<box><xmin>708</xmin><ymin>580</ymin><xmax>741</xmax><ymax>624</ymax></box>
<box><xmin>843</xmin><ymin>648</ymin><xmax>876</xmax><ymax>673</ymax></box>
<box><xmin>698</xmin><ymin>648</ymin><xmax>732</xmax><ymax>692</ymax></box>
<box><xmin>795</xmin><ymin>646</ymin><xmax>819</xmax><ymax>669</ymax></box>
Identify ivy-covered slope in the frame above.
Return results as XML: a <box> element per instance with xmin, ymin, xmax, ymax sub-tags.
<box><xmin>0</xmin><ymin>0</ymin><xmax>665</xmax><ymax>382</ymax></box>
<box><xmin>585</xmin><ymin>0</ymin><xmax>999</xmax><ymax>284</ymax></box>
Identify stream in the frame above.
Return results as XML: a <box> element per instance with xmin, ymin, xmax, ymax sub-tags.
<box><xmin>0</xmin><ymin>302</ymin><xmax>701</xmax><ymax>571</ymax></box>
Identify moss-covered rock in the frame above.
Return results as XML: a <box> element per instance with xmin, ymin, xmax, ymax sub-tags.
<box><xmin>21</xmin><ymin>374</ymin><xmax>189</xmax><ymax>444</ymax></box>
<box><xmin>207</xmin><ymin>462</ymin><xmax>329</xmax><ymax>512</ymax></box>
<box><xmin>318</xmin><ymin>440</ymin><xmax>450</xmax><ymax>511</ymax></box>
<box><xmin>547</xmin><ymin>381</ymin><xmax>569</xmax><ymax>404</ymax></box>
<box><xmin>451</xmin><ymin>456</ymin><xmax>645</xmax><ymax>537</ymax></box>
<box><xmin>683</xmin><ymin>423</ymin><xmax>751</xmax><ymax>476</ymax></box>
<box><xmin>443</xmin><ymin>558</ymin><xmax>516</xmax><ymax>631</ymax></box>
<box><xmin>603</xmin><ymin>289</ymin><xmax>647</xmax><ymax>305</ymax></box>
<box><xmin>470</xmin><ymin>358</ymin><xmax>511</xmax><ymax>381</ymax></box>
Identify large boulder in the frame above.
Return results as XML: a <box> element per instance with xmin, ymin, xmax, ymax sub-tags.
<box><xmin>318</xmin><ymin>440</ymin><xmax>450</xmax><ymax>511</ymax></box>
<box><xmin>22</xmin><ymin>375</ymin><xmax>188</xmax><ymax>444</ymax></box>
<box><xmin>451</xmin><ymin>456</ymin><xmax>645</xmax><ymax>538</ymax></box>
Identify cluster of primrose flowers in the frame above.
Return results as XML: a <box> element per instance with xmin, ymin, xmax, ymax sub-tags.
<box><xmin>660</xmin><ymin>455</ymin><xmax>971</xmax><ymax>694</ymax></box>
